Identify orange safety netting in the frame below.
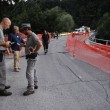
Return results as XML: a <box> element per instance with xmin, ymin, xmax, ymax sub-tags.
<box><xmin>66</xmin><ymin>33</ymin><xmax>110</xmax><ymax>73</ymax></box>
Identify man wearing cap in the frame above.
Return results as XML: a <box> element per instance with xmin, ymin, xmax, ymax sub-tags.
<box><xmin>0</xmin><ymin>17</ymin><xmax>12</xmax><ymax>96</ymax></box>
<box><xmin>8</xmin><ymin>26</ymin><xmax>25</xmax><ymax>72</ymax></box>
<box><xmin>21</xmin><ymin>23</ymin><xmax>42</xmax><ymax>96</ymax></box>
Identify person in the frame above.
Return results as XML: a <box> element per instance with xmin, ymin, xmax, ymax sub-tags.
<box><xmin>8</xmin><ymin>26</ymin><xmax>25</xmax><ymax>72</ymax></box>
<box><xmin>56</xmin><ymin>31</ymin><xmax>59</xmax><ymax>39</ymax></box>
<box><xmin>53</xmin><ymin>31</ymin><xmax>59</xmax><ymax>39</ymax></box>
<box><xmin>42</xmin><ymin>30</ymin><xmax>50</xmax><ymax>54</ymax></box>
<box><xmin>21</xmin><ymin>23</ymin><xmax>42</xmax><ymax>96</ymax></box>
<box><xmin>0</xmin><ymin>17</ymin><xmax>12</xmax><ymax>96</ymax></box>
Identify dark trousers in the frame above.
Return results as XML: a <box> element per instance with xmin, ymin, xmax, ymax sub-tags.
<box><xmin>43</xmin><ymin>42</ymin><xmax>48</xmax><ymax>51</ymax></box>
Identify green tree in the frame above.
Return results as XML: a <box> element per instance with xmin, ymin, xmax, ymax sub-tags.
<box><xmin>44</xmin><ymin>6</ymin><xmax>62</xmax><ymax>32</ymax></box>
<box><xmin>96</xmin><ymin>13</ymin><xmax>110</xmax><ymax>42</ymax></box>
<box><xmin>12</xmin><ymin>1</ymin><xmax>44</xmax><ymax>33</ymax></box>
<box><xmin>56</xmin><ymin>13</ymin><xmax>75</xmax><ymax>32</ymax></box>
<box><xmin>44</xmin><ymin>6</ymin><xmax>75</xmax><ymax>32</ymax></box>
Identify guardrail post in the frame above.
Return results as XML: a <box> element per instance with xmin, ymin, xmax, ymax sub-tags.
<box><xmin>105</xmin><ymin>40</ymin><xmax>109</xmax><ymax>55</ymax></box>
<box><xmin>106</xmin><ymin>40</ymin><xmax>108</xmax><ymax>45</ymax></box>
<box><xmin>95</xmin><ymin>38</ymin><xmax>96</xmax><ymax>42</ymax></box>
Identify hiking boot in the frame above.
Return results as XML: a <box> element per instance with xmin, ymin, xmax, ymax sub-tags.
<box><xmin>44</xmin><ymin>51</ymin><xmax>46</xmax><ymax>54</ymax></box>
<box><xmin>5</xmin><ymin>85</ymin><xmax>11</xmax><ymax>89</ymax></box>
<box><xmin>23</xmin><ymin>90</ymin><xmax>34</xmax><ymax>96</ymax></box>
<box><xmin>27</xmin><ymin>85</ymin><xmax>38</xmax><ymax>89</ymax></box>
<box><xmin>0</xmin><ymin>90</ymin><xmax>12</xmax><ymax>96</ymax></box>
<box><xmin>34</xmin><ymin>85</ymin><xmax>38</xmax><ymax>89</ymax></box>
<box><xmin>46</xmin><ymin>49</ymin><xmax>48</xmax><ymax>53</ymax></box>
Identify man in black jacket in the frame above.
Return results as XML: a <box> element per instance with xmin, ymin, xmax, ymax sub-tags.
<box><xmin>42</xmin><ymin>30</ymin><xmax>50</xmax><ymax>54</ymax></box>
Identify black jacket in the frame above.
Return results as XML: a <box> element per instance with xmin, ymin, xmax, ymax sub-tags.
<box><xmin>42</xmin><ymin>33</ymin><xmax>49</xmax><ymax>42</ymax></box>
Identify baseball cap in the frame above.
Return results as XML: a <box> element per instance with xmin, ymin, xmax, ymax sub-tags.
<box><xmin>13</xmin><ymin>26</ymin><xmax>19</xmax><ymax>30</ymax></box>
<box><xmin>21</xmin><ymin>23</ymin><xmax>31</xmax><ymax>29</ymax></box>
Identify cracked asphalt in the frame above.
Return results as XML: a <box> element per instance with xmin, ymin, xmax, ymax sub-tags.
<box><xmin>0</xmin><ymin>36</ymin><xmax>110</xmax><ymax>110</ymax></box>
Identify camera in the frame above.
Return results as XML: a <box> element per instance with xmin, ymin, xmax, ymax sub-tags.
<box><xmin>26</xmin><ymin>53</ymin><xmax>38</xmax><ymax>59</ymax></box>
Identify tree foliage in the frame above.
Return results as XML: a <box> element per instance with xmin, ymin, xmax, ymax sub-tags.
<box><xmin>56</xmin><ymin>13</ymin><xmax>75</xmax><ymax>32</ymax></box>
<box><xmin>9</xmin><ymin>1</ymin><xmax>75</xmax><ymax>33</ymax></box>
<box><xmin>43</xmin><ymin>6</ymin><xmax>74</xmax><ymax>32</ymax></box>
<box><xmin>0</xmin><ymin>0</ymin><xmax>110</xmax><ymax>38</ymax></box>
<box><xmin>96</xmin><ymin>13</ymin><xmax>110</xmax><ymax>42</ymax></box>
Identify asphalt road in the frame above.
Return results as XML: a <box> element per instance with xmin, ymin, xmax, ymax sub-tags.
<box><xmin>0</xmin><ymin>36</ymin><xmax>110</xmax><ymax>110</ymax></box>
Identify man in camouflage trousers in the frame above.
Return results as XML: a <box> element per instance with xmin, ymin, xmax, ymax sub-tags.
<box><xmin>21</xmin><ymin>23</ymin><xmax>42</xmax><ymax>96</ymax></box>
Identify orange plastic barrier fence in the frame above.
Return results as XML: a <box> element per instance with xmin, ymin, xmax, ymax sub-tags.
<box><xmin>72</xmin><ymin>32</ymin><xmax>89</xmax><ymax>36</ymax></box>
<box><xmin>66</xmin><ymin>33</ymin><xmax>110</xmax><ymax>73</ymax></box>
<box><xmin>37</xmin><ymin>34</ymin><xmax>42</xmax><ymax>42</ymax></box>
<box><xmin>87</xmin><ymin>44</ymin><xmax>110</xmax><ymax>58</ymax></box>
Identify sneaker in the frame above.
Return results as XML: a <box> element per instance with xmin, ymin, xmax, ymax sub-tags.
<box><xmin>0</xmin><ymin>90</ymin><xmax>12</xmax><ymax>96</ymax></box>
<box><xmin>14</xmin><ymin>68</ymin><xmax>19</xmax><ymax>72</ymax></box>
<box><xmin>5</xmin><ymin>85</ymin><xmax>11</xmax><ymax>89</ymax></box>
<box><xmin>18</xmin><ymin>67</ymin><xmax>21</xmax><ymax>70</ymax></box>
<box><xmin>23</xmin><ymin>90</ymin><xmax>34</xmax><ymax>96</ymax></box>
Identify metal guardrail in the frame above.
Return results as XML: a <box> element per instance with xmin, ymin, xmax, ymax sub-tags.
<box><xmin>86</xmin><ymin>35</ymin><xmax>110</xmax><ymax>57</ymax></box>
<box><xmin>89</xmin><ymin>33</ymin><xmax>110</xmax><ymax>45</ymax></box>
